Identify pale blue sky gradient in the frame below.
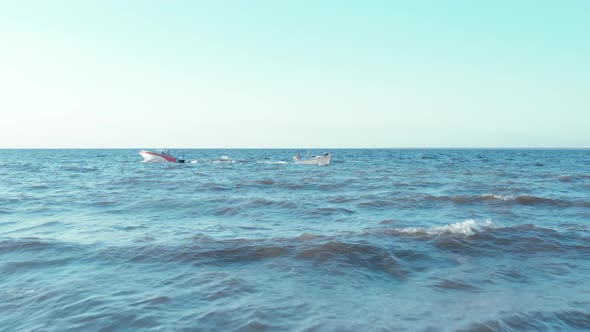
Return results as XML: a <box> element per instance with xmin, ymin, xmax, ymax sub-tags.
<box><xmin>1</xmin><ymin>0</ymin><xmax>588</xmax><ymax>148</ymax></box>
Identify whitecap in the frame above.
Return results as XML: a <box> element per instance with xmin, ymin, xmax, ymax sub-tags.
<box><xmin>256</xmin><ymin>160</ymin><xmax>288</xmax><ymax>164</ymax></box>
<box><xmin>481</xmin><ymin>193</ymin><xmax>514</xmax><ymax>201</ymax></box>
<box><xmin>393</xmin><ymin>219</ymin><xmax>494</xmax><ymax>236</ymax></box>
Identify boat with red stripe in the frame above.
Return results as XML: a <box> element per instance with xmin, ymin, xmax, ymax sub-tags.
<box><xmin>139</xmin><ymin>149</ymin><xmax>185</xmax><ymax>163</ymax></box>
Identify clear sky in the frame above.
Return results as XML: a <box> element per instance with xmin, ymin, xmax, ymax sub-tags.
<box><xmin>1</xmin><ymin>0</ymin><xmax>588</xmax><ymax>148</ymax></box>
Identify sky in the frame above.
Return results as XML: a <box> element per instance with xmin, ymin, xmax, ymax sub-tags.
<box><xmin>0</xmin><ymin>0</ymin><xmax>589</xmax><ymax>148</ymax></box>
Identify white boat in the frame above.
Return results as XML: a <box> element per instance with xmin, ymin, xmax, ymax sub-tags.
<box><xmin>293</xmin><ymin>153</ymin><xmax>332</xmax><ymax>166</ymax></box>
<box><xmin>139</xmin><ymin>149</ymin><xmax>185</xmax><ymax>163</ymax></box>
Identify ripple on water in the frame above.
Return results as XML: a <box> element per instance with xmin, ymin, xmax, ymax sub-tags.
<box><xmin>2</xmin><ymin>149</ymin><xmax>590</xmax><ymax>331</ymax></box>
<box><xmin>419</xmin><ymin>194</ymin><xmax>585</xmax><ymax>207</ymax></box>
<box><xmin>458</xmin><ymin>310</ymin><xmax>590</xmax><ymax>331</ymax></box>
<box><xmin>431</xmin><ymin>279</ymin><xmax>480</xmax><ymax>292</ymax></box>
<box><xmin>295</xmin><ymin>241</ymin><xmax>407</xmax><ymax>279</ymax></box>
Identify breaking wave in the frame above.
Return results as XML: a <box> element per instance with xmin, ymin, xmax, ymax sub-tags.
<box><xmin>391</xmin><ymin>219</ymin><xmax>494</xmax><ymax>236</ymax></box>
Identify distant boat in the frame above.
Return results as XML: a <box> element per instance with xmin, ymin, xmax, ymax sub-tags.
<box><xmin>293</xmin><ymin>152</ymin><xmax>332</xmax><ymax>166</ymax></box>
<box><xmin>139</xmin><ymin>150</ymin><xmax>185</xmax><ymax>163</ymax></box>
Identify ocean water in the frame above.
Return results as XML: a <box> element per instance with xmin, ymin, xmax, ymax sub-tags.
<box><xmin>1</xmin><ymin>149</ymin><xmax>589</xmax><ymax>331</ymax></box>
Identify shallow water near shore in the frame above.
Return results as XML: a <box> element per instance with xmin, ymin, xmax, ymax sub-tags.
<box><xmin>1</xmin><ymin>149</ymin><xmax>589</xmax><ymax>331</ymax></box>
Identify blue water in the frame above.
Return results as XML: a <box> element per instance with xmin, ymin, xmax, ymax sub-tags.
<box><xmin>1</xmin><ymin>149</ymin><xmax>589</xmax><ymax>331</ymax></box>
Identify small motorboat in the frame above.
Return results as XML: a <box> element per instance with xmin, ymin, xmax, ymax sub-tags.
<box><xmin>293</xmin><ymin>152</ymin><xmax>332</xmax><ymax>166</ymax></box>
<box><xmin>139</xmin><ymin>149</ymin><xmax>185</xmax><ymax>163</ymax></box>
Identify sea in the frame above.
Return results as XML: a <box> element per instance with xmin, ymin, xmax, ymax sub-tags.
<box><xmin>1</xmin><ymin>149</ymin><xmax>589</xmax><ymax>331</ymax></box>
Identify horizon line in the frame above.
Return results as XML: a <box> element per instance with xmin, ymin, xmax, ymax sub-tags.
<box><xmin>1</xmin><ymin>147</ymin><xmax>588</xmax><ymax>150</ymax></box>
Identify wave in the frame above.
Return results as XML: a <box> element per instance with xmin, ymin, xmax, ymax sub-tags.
<box><xmin>212</xmin><ymin>206</ymin><xmax>243</xmax><ymax>216</ymax></box>
<box><xmin>304</xmin><ymin>207</ymin><xmax>356</xmax><ymax>216</ymax></box>
<box><xmin>318</xmin><ymin>182</ymin><xmax>353</xmax><ymax>190</ymax></box>
<box><xmin>423</xmin><ymin>194</ymin><xmax>586</xmax><ymax>207</ymax></box>
<box><xmin>328</xmin><ymin>196</ymin><xmax>357</xmax><ymax>204</ymax></box>
<box><xmin>245</xmin><ymin>198</ymin><xmax>297</xmax><ymax>209</ymax></box>
<box><xmin>28</xmin><ymin>184</ymin><xmax>49</xmax><ymax>190</ymax></box>
<box><xmin>132</xmin><ymin>295</ymin><xmax>171</xmax><ymax>306</ymax></box>
<box><xmin>235</xmin><ymin>179</ymin><xmax>307</xmax><ymax>190</ymax></box>
<box><xmin>4</xmin><ymin>221</ymin><xmax>63</xmax><ymax>234</ymax></box>
<box><xmin>433</xmin><ymin>223</ymin><xmax>590</xmax><ymax>257</ymax></box>
<box><xmin>513</xmin><ymin>195</ymin><xmax>568</xmax><ymax>206</ymax></box>
<box><xmin>458</xmin><ymin>310</ymin><xmax>590</xmax><ymax>331</ymax></box>
<box><xmin>210</xmin><ymin>160</ymin><xmax>236</xmax><ymax>164</ymax></box>
<box><xmin>197</xmin><ymin>274</ymin><xmax>256</xmax><ymax>302</ymax></box>
<box><xmin>88</xmin><ymin>235</ymin><xmax>413</xmax><ymax>280</ymax></box>
<box><xmin>0</xmin><ymin>237</ymin><xmax>83</xmax><ymax>276</ymax></box>
<box><xmin>254</xmin><ymin>179</ymin><xmax>275</xmax><ymax>185</ymax></box>
<box><xmin>3</xmin><ymin>257</ymin><xmax>74</xmax><ymax>271</ymax></box>
<box><xmin>7</xmin><ymin>219</ymin><xmax>589</xmax><ymax>268</ymax></box>
<box><xmin>357</xmin><ymin>200</ymin><xmax>395</xmax><ymax>208</ymax></box>
<box><xmin>480</xmin><ymin>193</ymin><xmax>514</xmax><ymax>201</ymax></box>
<box><xmin>391</xmin><ymin>219</ymin><xmax>494</xmax><ymax>236</ymax></box>
<box><xmin>432</xmin><ymin>279</ymin><xmax>479</xmax><ymax>292</ymax></box>
<box><xmin>201</xmin><ymin>182</ymin><xmax>231</xmax><ymax>191</ymax></box>
<box><xmin>557</xmin><ymin>175</ymin><xmax>574</xmax><ymax>182</ymax></box>
<box><xmin>375</xmin><ymin>220</ymin><xmax>590</xmax><ymax>258</ymax></box>
<box><xmin>0</xmin><ymin>237</ymin><xmax>86</xmax><ymax>255</ymax></box>
<box><xmin>256</xmin><ymin>160</ymin><xmax>288</xmax><ymax>164</ymax></box>
<box><xmin>351</xmin><ymin>193</ymin><xmax>588</xmax><ymax>210</ymax></box>
<box><xmin>295</xmin><ymin>241</ymin><xmax>407</xmax><ymax>279</ymax></box>
<box><xmin>58</xmin><ymin>166</ymin><xmax>99</xmax><ymax>173</ymax></box>
<box><xmin>0</xmin><ymin>237</ymin><xmax>57</xmax><ymax>254</ymax></box>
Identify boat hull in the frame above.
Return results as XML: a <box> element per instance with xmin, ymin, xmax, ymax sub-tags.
<box><xmin>294</xmin><ymin>154</ymin><xmax>332</xmax><ymax>166</ymax></box>
<box><xmin>139</xmin><ymin>150</ymin><xmax>178</xmax><ymax>163</ymax></box>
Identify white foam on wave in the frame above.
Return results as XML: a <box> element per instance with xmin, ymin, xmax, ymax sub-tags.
<box><xmin>481</xmin><ymin>193</ymin><xmax>514</xmax><ymax>201</ymax></box>
<box><xmin>256</xmin><ymin>160</ymin><xmax>288</xmax><ymax>164</ymax></box>
<box><xmin>394</xmin><ymin>219</ymin><xmax>494</xmax><ymax>236</ymax></box>
<box><xmin>211</xmin><ymin>158</ymin><xmax>236</xmax><ymax>163</ymax></box>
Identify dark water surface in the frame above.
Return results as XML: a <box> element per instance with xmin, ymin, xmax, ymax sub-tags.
<box><xmin>1</xmin><ymin>149</ymin><xmax>589</xmax><ymax>331</ymax></box>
